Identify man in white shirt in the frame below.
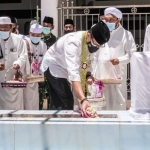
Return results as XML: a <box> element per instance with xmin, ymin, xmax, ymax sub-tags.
<box><xmin>0</xmin><ymin>17</ymin><xmax>27</xmax><ymax>110</ymax></box>
<box><xmin>87</xmin><ymin>7</ymin><xmax>136</xmax><ymax>110</ymax></box>
<box><xmin>40</xmin><ymin>21</ymin><xmax>110</xmax><ymax>117</ymax></box>
<box><xmin>23</xmin><ymin>23</ymin><xmax>47</xmax><ymax>110</ymax></box>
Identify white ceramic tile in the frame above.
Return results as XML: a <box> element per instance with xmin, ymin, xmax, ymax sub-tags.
<box><xmin>14</xmin><ymin>124</ymin><xmax>49</xmax><ymax>150</ymax></box>
<box><xmin>47</xmin><ymin>123</ymin><xmax>84</xmax><ymax>150</ymax></box>
<box><xmin>119</xmin><ymin>124</ymin><xmax>150</xmax><ymax>150</ymax></box>
<box><xmin>0</xmin><ymin>124</ymin><xmax>14</xmax><ymax>150</ymax></box>
<box><xmin>83</xmin><ymin>124</ymin><xmax>120</xmax><ymax>150</ymax></box>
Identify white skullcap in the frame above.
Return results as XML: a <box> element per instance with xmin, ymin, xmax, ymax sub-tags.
<box><xmin>0</xmin><ymin>17</ymin><xmax>11</xmax><ymax>24</ymax></box>
<box><xmin>30</xmin><ymin>23</ymin><xmax>43</xmax><ymax>33</ymax></box>
<box><xmin>104</xmin><ymin>7</ymin><xmax>122</xmax><ymax>19</ymax></box>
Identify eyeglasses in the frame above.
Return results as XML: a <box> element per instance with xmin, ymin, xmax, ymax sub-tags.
<box><xmin>100</xmin><ymin>15</ymin><xmax>118</xmax><ymax>23</ymax></box>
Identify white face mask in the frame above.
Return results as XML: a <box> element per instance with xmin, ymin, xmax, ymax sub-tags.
<box><xmin>102</xmin><ymin>20</ymin><xmax>116</xmax><ymax>32</ymax></box>
<box><xmin>0</xmin><ymin>31</ymin><xmax>10</xmax><ymax>40</ymax></box>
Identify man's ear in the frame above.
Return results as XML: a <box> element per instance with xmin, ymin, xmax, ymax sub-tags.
<box><xmin>86</xmin><ymin>32</ymin><xmax>91</xmax><ymax>42</ymax></box>
<box><xmin>100</xmin><ymin>15</ymin><xmax>105</xmax><ymax>21</ymax></box>
<box><xmin>116</xmin><ymin>18</ymin><xmax>121</xmax><ymax>27</ymax></box>
<box><xmin>51</xmin><ymin>25</ymin><xmax>54</xmax><ymax>30</ymax></box>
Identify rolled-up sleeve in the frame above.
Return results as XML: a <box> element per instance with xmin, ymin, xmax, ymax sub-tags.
<box><xmin>64</xmin><ymin>36</ymin><xmax>81</xmax><ymax>82</ymax></box>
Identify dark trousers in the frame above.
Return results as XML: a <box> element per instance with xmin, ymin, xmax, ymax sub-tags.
<box><xmin>44</xmin><ymin>68</ymin><xmax>74</xmax><ymax>110</ymax></box>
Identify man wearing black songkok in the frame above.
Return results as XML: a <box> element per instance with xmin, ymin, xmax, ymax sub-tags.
<box><xmin>64</xmin><ymin>19</ymin><xmax>75</xmax><ymax>34</ymax></box>
<box><xmin>42</xmin><ymin>16</ymin><xmax>57</xmax><ymax>49</ymax></box>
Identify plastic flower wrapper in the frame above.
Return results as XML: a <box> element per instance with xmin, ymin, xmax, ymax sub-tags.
<box><xmin>87</xmin><ymin>81</ymin><xmax>104</xmax><ymax>99</ymax></box>
<box><xmin>82</xmin><ymin>106</ymin><xmax>99</xmax><ymax>118</ymax></box>
<box><xmin>31</xmin><ymin>60</ymin><xmax>39</xmax><ymax>75</ymax></box>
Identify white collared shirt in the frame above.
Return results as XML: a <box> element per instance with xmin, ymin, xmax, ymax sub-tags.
<box><xmin>40</xmin><ymin>31</ymin><xmax>85</xmax><ymax>82</ymax></box>
<box><xmin>0</xmin><ymin>33</ymin><xmax>27</xmax><ymax>70</ymax></box>
<box><xmin>24</xmin><ymin>37</ymin><xmax>47</xmax><ymax>75</ymax></box>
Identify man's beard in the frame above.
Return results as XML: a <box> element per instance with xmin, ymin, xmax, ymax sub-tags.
<box><xmin>64</xmin><ymin>30</ymin><xmax>74</xmax><ymax>34</ymax></box>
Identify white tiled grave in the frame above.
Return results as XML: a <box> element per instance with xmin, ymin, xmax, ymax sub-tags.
<box><xmin>0</xmin><ymin>110</ymin><xmax>150</xmax><ymax>150</ymax></box>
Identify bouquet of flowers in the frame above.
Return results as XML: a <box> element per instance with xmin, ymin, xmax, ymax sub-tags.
<box><xmin>88</xmin><ymin>81</ymin><xmax>104</xmax><ymax>99</ymax></box>
<box><xmin>87</xmin><ymin>81</ymin><xmax>106</xmax><ymax>110</ymax></box>
<box><xmin>26</xmin><ymin>60</ymin><xmax>44</xmax><ymax>83</ymax></box>
<box><xmin>31</xmin><ymin>60</ymin><xmax>39</xmax><ymax>75</ymax></box>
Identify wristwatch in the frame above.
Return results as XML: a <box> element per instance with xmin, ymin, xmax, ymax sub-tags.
<box><xmin>80</xmin><ymin>98</ymin><xmax>89</xmax><ymax>105</ymax></box>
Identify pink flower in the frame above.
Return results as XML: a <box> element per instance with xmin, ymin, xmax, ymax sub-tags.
<box><xmin>94</xmin><ymin>81</ymin><xmax>104</xmax><ymax>98</ymax></box>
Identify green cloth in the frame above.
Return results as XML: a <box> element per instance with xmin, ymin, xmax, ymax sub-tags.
<box><xmin>41</xmin><ymin>33</ymin><xmax>57</xmax><ymax>49</ymax></box>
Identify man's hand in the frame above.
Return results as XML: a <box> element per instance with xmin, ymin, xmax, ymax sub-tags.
<box><xmin>0</xmin><ymin>63</ymin><xmax>5</xmax><ymax>71</ymax></box>
<box><xmin>81</xmin><ymin>100</ymin><xmax>91</xmax><ymax>118</ymax></box>
<box><xmin>71</xmin><ymin>81</ymin><xmax>91</xmax><ymax>117</ymax></box>
<box><xmin>13</xmin><ymin>64</ymin><xmax>20</xmax><ymax>70</ymax></box>
<box><xmin>110</xmin><ymin>58</ymin><xmax>119</xmax><ymax>65</ymax></box>
<box><xmin>86</xmin><ymin>76</ymin><xmax>94</xmax><ymax>85</ymax></box>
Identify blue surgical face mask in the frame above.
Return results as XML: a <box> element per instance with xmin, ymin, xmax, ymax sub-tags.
<box><xmin>0</xmin><ymin>31</ymin><xmax>10</xmax><ymax>40</ymax></box>
<box><xmin>30</xmin><ymin>36</ymin><xmax>41</xmax><ymax>44</ymax></box>
<box><xmin>105</xmin><ymin>22</ymin><xmax>116</xmax><ymax>32</ymax></box>
<box><xmin>43</xmin><ymin>27</ymin><xmax>51</xmax><ymax>35</ymax></box>
<box><xmin>102</xmin><ymin>20</ymin><xmax>116</xmax><ymax>32</ymax></box>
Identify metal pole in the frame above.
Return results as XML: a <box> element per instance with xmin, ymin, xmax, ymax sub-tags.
<box><xmin>36</xmin><ymin>5</ymin><xmax>39</xmax><ymax>22</ymax></box>
<box><xmin>71</xmin><ymin>1</ymin><xmax>74</xmax><ymax>20</ymax></box>
<box><xmin>61</xmin><ymin>3</ymin><xmax>63</xmax><ymax>36</ymax></box>
<box><xmin>80</xmin><ymin>16</ymin><xmax>82</xmax><ymax>30</ymax></box>
<box><xmin>62</xmin><ymin>2</ymin><xmax>64</xmax><ymax>36</ymax></box>
<box><xmin>66</xmin><ymin>0</ymin><xmax>69</xmax><ymax>18</ymax></box>
<box><xmin>139</xmin><ymin>14</ymin><xmax>141</xmax><ymax>52</ymax></box>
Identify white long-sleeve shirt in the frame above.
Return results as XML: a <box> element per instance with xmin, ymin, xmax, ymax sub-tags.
<box><xmin>24</xmin><ymin>38</ymin><xmax>47</xmax><ymax>75</ymax></box>
<box><xmin>0</xmin><ymin>33</ymin><xmax>27</xmax><ymax>69</ymax></box>
<box><xmin>23</xmin><ymin>38</ymin><xmax>47</xmax><ymax>110</ymax></box>
<box><xmin>0</xmin><ymin>33</ymin><xmax>28</xmax><ymax>110</ymax></box>
<box><xmin>89</xmin><ymin>24</ymin><xmax>137</xmax><ymax>78</ymax></box>
<box><xmin>40</xmin><ymin>31</ymin><xmax>85</xmax><ymax>82</ymax></box>
<box><xmin>88</xmin><ymin>24</ymin><xmax>137</xmax><ymax>110</ymax></box>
